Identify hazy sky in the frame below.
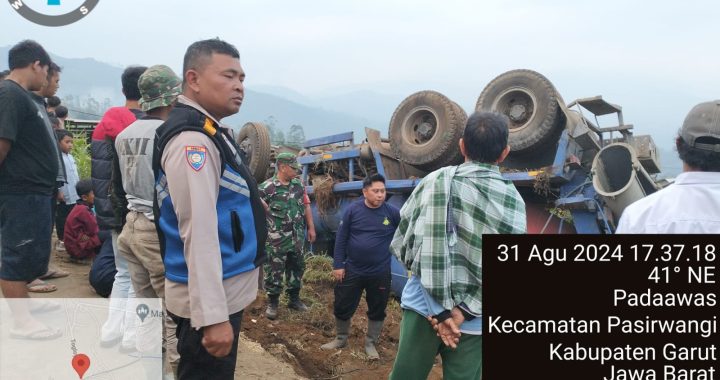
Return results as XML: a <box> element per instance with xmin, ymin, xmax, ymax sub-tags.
<box><xmin>3</xmin><ymin>0</ymin><xmax>720</xmax><ymax>172</ymax></box>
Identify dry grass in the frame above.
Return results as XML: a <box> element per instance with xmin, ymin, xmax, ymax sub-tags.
<box><xmin>533</xmin><ymin>170</ymin><xmax>551</xmax><ymax>197</ymax></box>
<box><xmin>303</xmin><ymin>255</ymin><xmax>335</xmax><ymax>284</ymax></box>
<box><xmin>313</xmin><ymin>175</ymin><xmax>338</xmax><ymax>215</ymax></box>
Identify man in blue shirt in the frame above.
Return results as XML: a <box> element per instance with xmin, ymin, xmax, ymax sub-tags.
<box><xmin>321</xmin><ymin>174</ymin><xmax>400</xmax><ymax>360</ymax></box>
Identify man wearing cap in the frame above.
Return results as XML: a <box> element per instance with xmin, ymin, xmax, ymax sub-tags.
<box><xmin>259</xmin><ymin>152</ymin><xmax>316</xmax><ymax>320</ymax></box>
<box><xmin>114</xmin><ymin>64</ymin><xmax>181</xmax><ymax>376</ymax></box>
<box><xmin>617</xmin><ymin>100</ymin><xmax>720</xmax><ymax>233</ymax></box>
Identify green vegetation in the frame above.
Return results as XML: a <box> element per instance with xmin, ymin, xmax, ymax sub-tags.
<box><xmin>302</xmin><ymin>255</ymin><xmax>334</xmax><ymax>284</ymax></box>
<box><xmin>263</xmin><ymin>115</ymin><xmax>306</xmax><ymax>148</ymax></box>
<box><xmin>549</xmin><ymin>207</ymin><xmax>574</xmax><ymax>224</ymax></box>
<box><xmin>71</xmin><ymin>132</ymin><xmax>92</xmax><ymax>179</ymax></box>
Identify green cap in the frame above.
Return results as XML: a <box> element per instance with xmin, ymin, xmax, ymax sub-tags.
<box><xmin>138</xmin><ymin>65</ymin><xmax>182</xmax><ymax>112</ymax></box>
<box><xmin>276</xmin><ymin>152</ymin><xmax>300</xmax><ymax>170</ymax></box>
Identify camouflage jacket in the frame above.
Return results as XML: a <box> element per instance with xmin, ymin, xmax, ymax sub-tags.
<box><xmin>259</xmin><ymin>176</ymin><xmax>306</xmax><ymax>243</ymax></box>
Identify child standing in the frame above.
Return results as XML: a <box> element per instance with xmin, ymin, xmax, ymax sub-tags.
<box><xmin>55</xmin><ymin>129</ymin><xmax>79</xmax><ymax>252</ymax></box>
<box><xmin>64</xmin><ymin>179</ymin><xmax>101</xmax><ymax>260</ymax></box>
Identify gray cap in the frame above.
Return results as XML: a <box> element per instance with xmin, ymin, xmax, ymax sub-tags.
<box><xmin>681</xmin><ymin>100</ymin><xmax>720</xmax><ymax>152</ymax></box>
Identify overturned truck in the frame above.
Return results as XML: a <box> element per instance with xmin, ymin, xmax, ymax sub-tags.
<box><xmin>238</xmin><ymin>69</ymin><xmax>664</xmax><ymax>292</ymax></box>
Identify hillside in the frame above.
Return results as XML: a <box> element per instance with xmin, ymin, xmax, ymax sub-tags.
<box><xmin>0</xmin><ymin>47</ymin><xmax>390</xmax><ymax>138</ymax></box>
<box><xmin>1</xmin><ymin>46</ymin><xmax>683</xmax><ymax>176</ymax></box>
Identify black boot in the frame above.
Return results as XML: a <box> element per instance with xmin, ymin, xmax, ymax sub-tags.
<box><xmin>287</xmin><ymin>292</ymin><xmax>308</xmax><ymax>312</ymax></box>
<box><xmin>265</xmin><ymin>294</ymin><xmax>279</xmax><ymax>320</ymax></box>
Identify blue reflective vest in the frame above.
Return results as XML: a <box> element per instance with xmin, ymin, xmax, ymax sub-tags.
<box><xmin>153</xmin><ymin>104</ymin><xmax>267</xmax><ymax>283</ymax></box>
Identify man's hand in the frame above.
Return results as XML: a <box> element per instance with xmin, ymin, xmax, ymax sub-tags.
<box><xmin>307</xmin><ymin>227</ymin><xmax>316</xmax><ymax>243</ymax></box>
<box><xmin>436</xmin><ymin>319</ymin><xmax>461</xmax><ymax>348</ymax></box>
<box><xmin>201</xmin><ymin>321</ymin><xmax>234</xmax><ymax>357</ymax></box>
<box><xmin>428</xmin><ymin>315</ymin><xmax>461</xmax><ymax>348</ymax></box>
<box><xmin>428</xmin><ymin>307</ymin><xmax>466</xmax><ymax>348</ymax></box>
<box><xmin>332</xmin><ymin>268</ymin><xmax>345</xmax><ymax>282</ymax></box>
<box><xmin>57</xmin><ymin>191</ymin><xmax>65</xmax><ymax>202</ymax></box>
<box><xmin>450</xmin><ymin>307</ymin><xmax>466</xmax><ymax>327</ymax></box>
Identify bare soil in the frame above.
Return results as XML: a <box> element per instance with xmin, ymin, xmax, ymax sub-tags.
<box><xmin>241</xmin><ymin>256</ymin><xmax>443</xmax><ymax>380</ymax></box>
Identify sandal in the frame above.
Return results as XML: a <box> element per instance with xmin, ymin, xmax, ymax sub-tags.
<box><xmin>38</xmin><ymin>268</ymin><xmax>70</xmax><ymax>280</ymax></box>
<box><xmin>26</xmin><ymin>280</ymin><xmax>58</xmax><ymax>293</ymax></box>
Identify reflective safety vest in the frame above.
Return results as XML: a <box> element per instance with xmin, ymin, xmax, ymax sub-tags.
<box><xmin>153</xmin><ymin>104</ymin><xmax>267</xmax><ymax>283</ymax></box>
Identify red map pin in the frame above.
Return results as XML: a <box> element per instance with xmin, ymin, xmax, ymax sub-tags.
<box><xmin>72</xmin><ymin>354</ymin><xmax>90</xmax><ymax>379</ymax></box>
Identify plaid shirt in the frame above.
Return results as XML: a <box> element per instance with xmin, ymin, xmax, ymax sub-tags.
<box><xmin>391</xmin><ymin>161</ymin><xmax>526</xmax><ymax>314</ymax></box>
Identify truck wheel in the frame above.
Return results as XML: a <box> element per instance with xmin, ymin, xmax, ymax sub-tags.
<box><xmin>389</xmin><ymin>91</ymin><xmax>467</xmax><ymax>170</ymax></box>
<box><xmin>442</xmin><ymin>101</ymin><xmax>468</xmax><ymax>167</ymax></box>
<box><xmin>476</xmin><ymin>69</ymin><xmax>563</xmax><ymax>154</ymax></box>
<box><xmin>237</xmin><ymin>122</ymin><xmax>272</xmax><ymax>183</ymax></box>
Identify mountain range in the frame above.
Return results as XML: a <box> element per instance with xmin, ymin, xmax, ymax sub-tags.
<box><xmin>1</xmin><ymin>46</ymin><xmax>681</xmax><ymax>177</ymax></box>
<box><xmin>0</xmin><ymin>46</ymin><xmax>399</xmax><ymax>140</ymax></box>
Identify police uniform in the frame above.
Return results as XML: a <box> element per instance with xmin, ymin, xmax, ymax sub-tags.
<box><xmin>153</xmin><ymin>95</ymin><xmax>267</xmax><ymax>379</ymax></box>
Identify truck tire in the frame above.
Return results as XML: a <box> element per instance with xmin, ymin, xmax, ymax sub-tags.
<box><xmin>476</xmin><ymin>69</ymin><xmax>563</xmax><ymax>154</ymax></box>
<box><xmin>442</xmin><ymin>101</ymin><xmax>467</xmax><ymax>166</ymax></box>
<box><xmin>389</xmin><ymin>91</ymin><xmax>467</xmax><ymax>170</ymax></box>
<box><xmin>237</xmin><ymin>122</ymin><xmax>272</xmax><ymax>183</ymax></box>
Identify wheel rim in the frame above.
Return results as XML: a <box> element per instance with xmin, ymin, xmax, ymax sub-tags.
<box><xmin>238</xmin><ymin>137</ymin><xmax>254</xmax><ymax>160</ymax></box>
<box><xmin>401</xmin><ymin>106</ymin><xmax>439</xmax><ymax>146</ymax></box>
<box><xmin>492</xmin><ymin>87</ymin><xmax>537</xmax><ymax>132</ymax></box>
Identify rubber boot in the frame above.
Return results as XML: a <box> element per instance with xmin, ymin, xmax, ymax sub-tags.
<box><xmin>287</xmin><ymin>292</ymin><xmax>308</xmax><ymax>312</ymax></box>
<box><xmin>364</xmin><ymin>319</ymin><xmax>384</xmax><ymax>360</ymax></box>
<box><xmin>320</xmin><ymin>318</ymin><xmax>350</xmax><ymax>350</ymax></box>
<box><xmin>265</xmin><ymin>295</ymin><xmax>279</xmax><ymax>320</ymax></box>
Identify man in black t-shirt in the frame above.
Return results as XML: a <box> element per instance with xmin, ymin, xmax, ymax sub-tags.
<box><xmin>0</xmin><ymin>40</ymin><xmax>62</xmax><ymax>340</ymax></box>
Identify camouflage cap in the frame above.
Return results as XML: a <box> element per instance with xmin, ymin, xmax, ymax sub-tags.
<box><xmin>276</xmin><ymin>152</ymin><xmax>300</xmax><ymax>170</ymax></box>
<box><xmin>138</xmin><ymin>65</ymin><xmax>182</xmax><ymax>112</ymax></box>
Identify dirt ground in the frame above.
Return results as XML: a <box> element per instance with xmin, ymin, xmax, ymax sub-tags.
<box><xmin>8</xmin><ymin>245</ymin><xmax>444</xmax><ymax>379</ymax></box>
<box><xmin>241</xmin><ymin>256</ymin><xmax>443</xmax><ymax>380</ymax></box>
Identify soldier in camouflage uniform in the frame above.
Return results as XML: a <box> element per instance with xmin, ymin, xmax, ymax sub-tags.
<box><xmin>259</xmin><ymin>152</ymin><xmax>316</xmax><ymax>319</ymax></box>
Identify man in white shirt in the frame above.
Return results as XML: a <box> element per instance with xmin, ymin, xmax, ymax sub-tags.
<box><xmin>617</xmin><ymin>100</ymin><xmax>720</xmax><ymax>233</ymax></box>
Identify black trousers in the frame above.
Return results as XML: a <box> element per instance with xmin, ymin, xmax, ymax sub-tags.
<box><xmin>55</xmin><ymin>201</ymin><xmax>74</xmax><ymax>240</ymax></box>
<box><xmin>333</xmin><ymin>269</ymin><xmax>391</xmax><ymax>321</ymax></box>
<box><xmin>170</xmin><ymin>310</ymin><xmax>243</xmax><ymax>380</ymax></box>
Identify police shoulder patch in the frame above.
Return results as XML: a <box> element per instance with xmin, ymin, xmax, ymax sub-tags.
<box><xmin>185</xmin><ymin>146</ymin><xmax>207</xmax><ymax>171</ymax></box>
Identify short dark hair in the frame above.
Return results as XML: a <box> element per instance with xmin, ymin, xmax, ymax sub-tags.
<box><xmin>0</xmin><ymin>69</ymin><xmax>9</xmax><ymax>80</ymax></box>
<box><xmin>55</xmin><ymin>129</ymin><xmax>72</xmax><ymax>141</ymax></box>
<box><xmin>47</xmin><ymin>95</ymin><xmax>61</xmax><ymax>107</ymax></box>
<box><xmin>463</xmin><ymin>112</ymin><xmax>509</xmax><ymax>163</ymax></box>
<box><xmin>48</xmin><ymin>62</ymin><xmax>61</xmax><ymax>78</ymax></box>
<box><xmin>76</xmin><ymin>179</ymin><xmax>93</xmax><ymax>197</ymax></box>
<box><xmin>676</xmin><ymin>135</ymin><xmax>720</xmax><ymax>171</ymax></box>
<box><xmin>49</xmin><ymin>115</ymin><xmax>61</xmax><ymax>129</ymax></box>
<box><xmin>121</xmin><ymin>66</ymin><xmax>147</xmax><ymax>101</ymax></box>
<box><xmin>363</xmin><ymin>173</ymin><xmax>386</xmax><ymax>189</ymax></box>
<box><xmin>8</xmin><ymin>40</ymin><xmax>51</xmax><ymax>70</ymax></box>
<box><xmin>55</xmin><ymin>105</ymin><xmax>68</xmax><ymax>118</ymax></box>
<box><xmin>183</xmin><ymin>38</ymin><xmax>240</xmax><ymax>78</ymax></box>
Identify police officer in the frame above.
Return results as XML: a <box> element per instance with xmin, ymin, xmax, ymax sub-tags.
<box><xmin>259</xmin><ymin>153</ymin><xmax>316</xmax><ymax>320</ymax></box>
<box><xmin>153</xmin><ymin>39</ymin><xmax>267</xmax><ymax>379</ymax></box>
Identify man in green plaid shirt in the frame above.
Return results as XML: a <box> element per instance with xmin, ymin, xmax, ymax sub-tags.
<box><xmin>389</xmin><ymin>112</ymin><xmax>526</xmax><ymax>380</ymax></box>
